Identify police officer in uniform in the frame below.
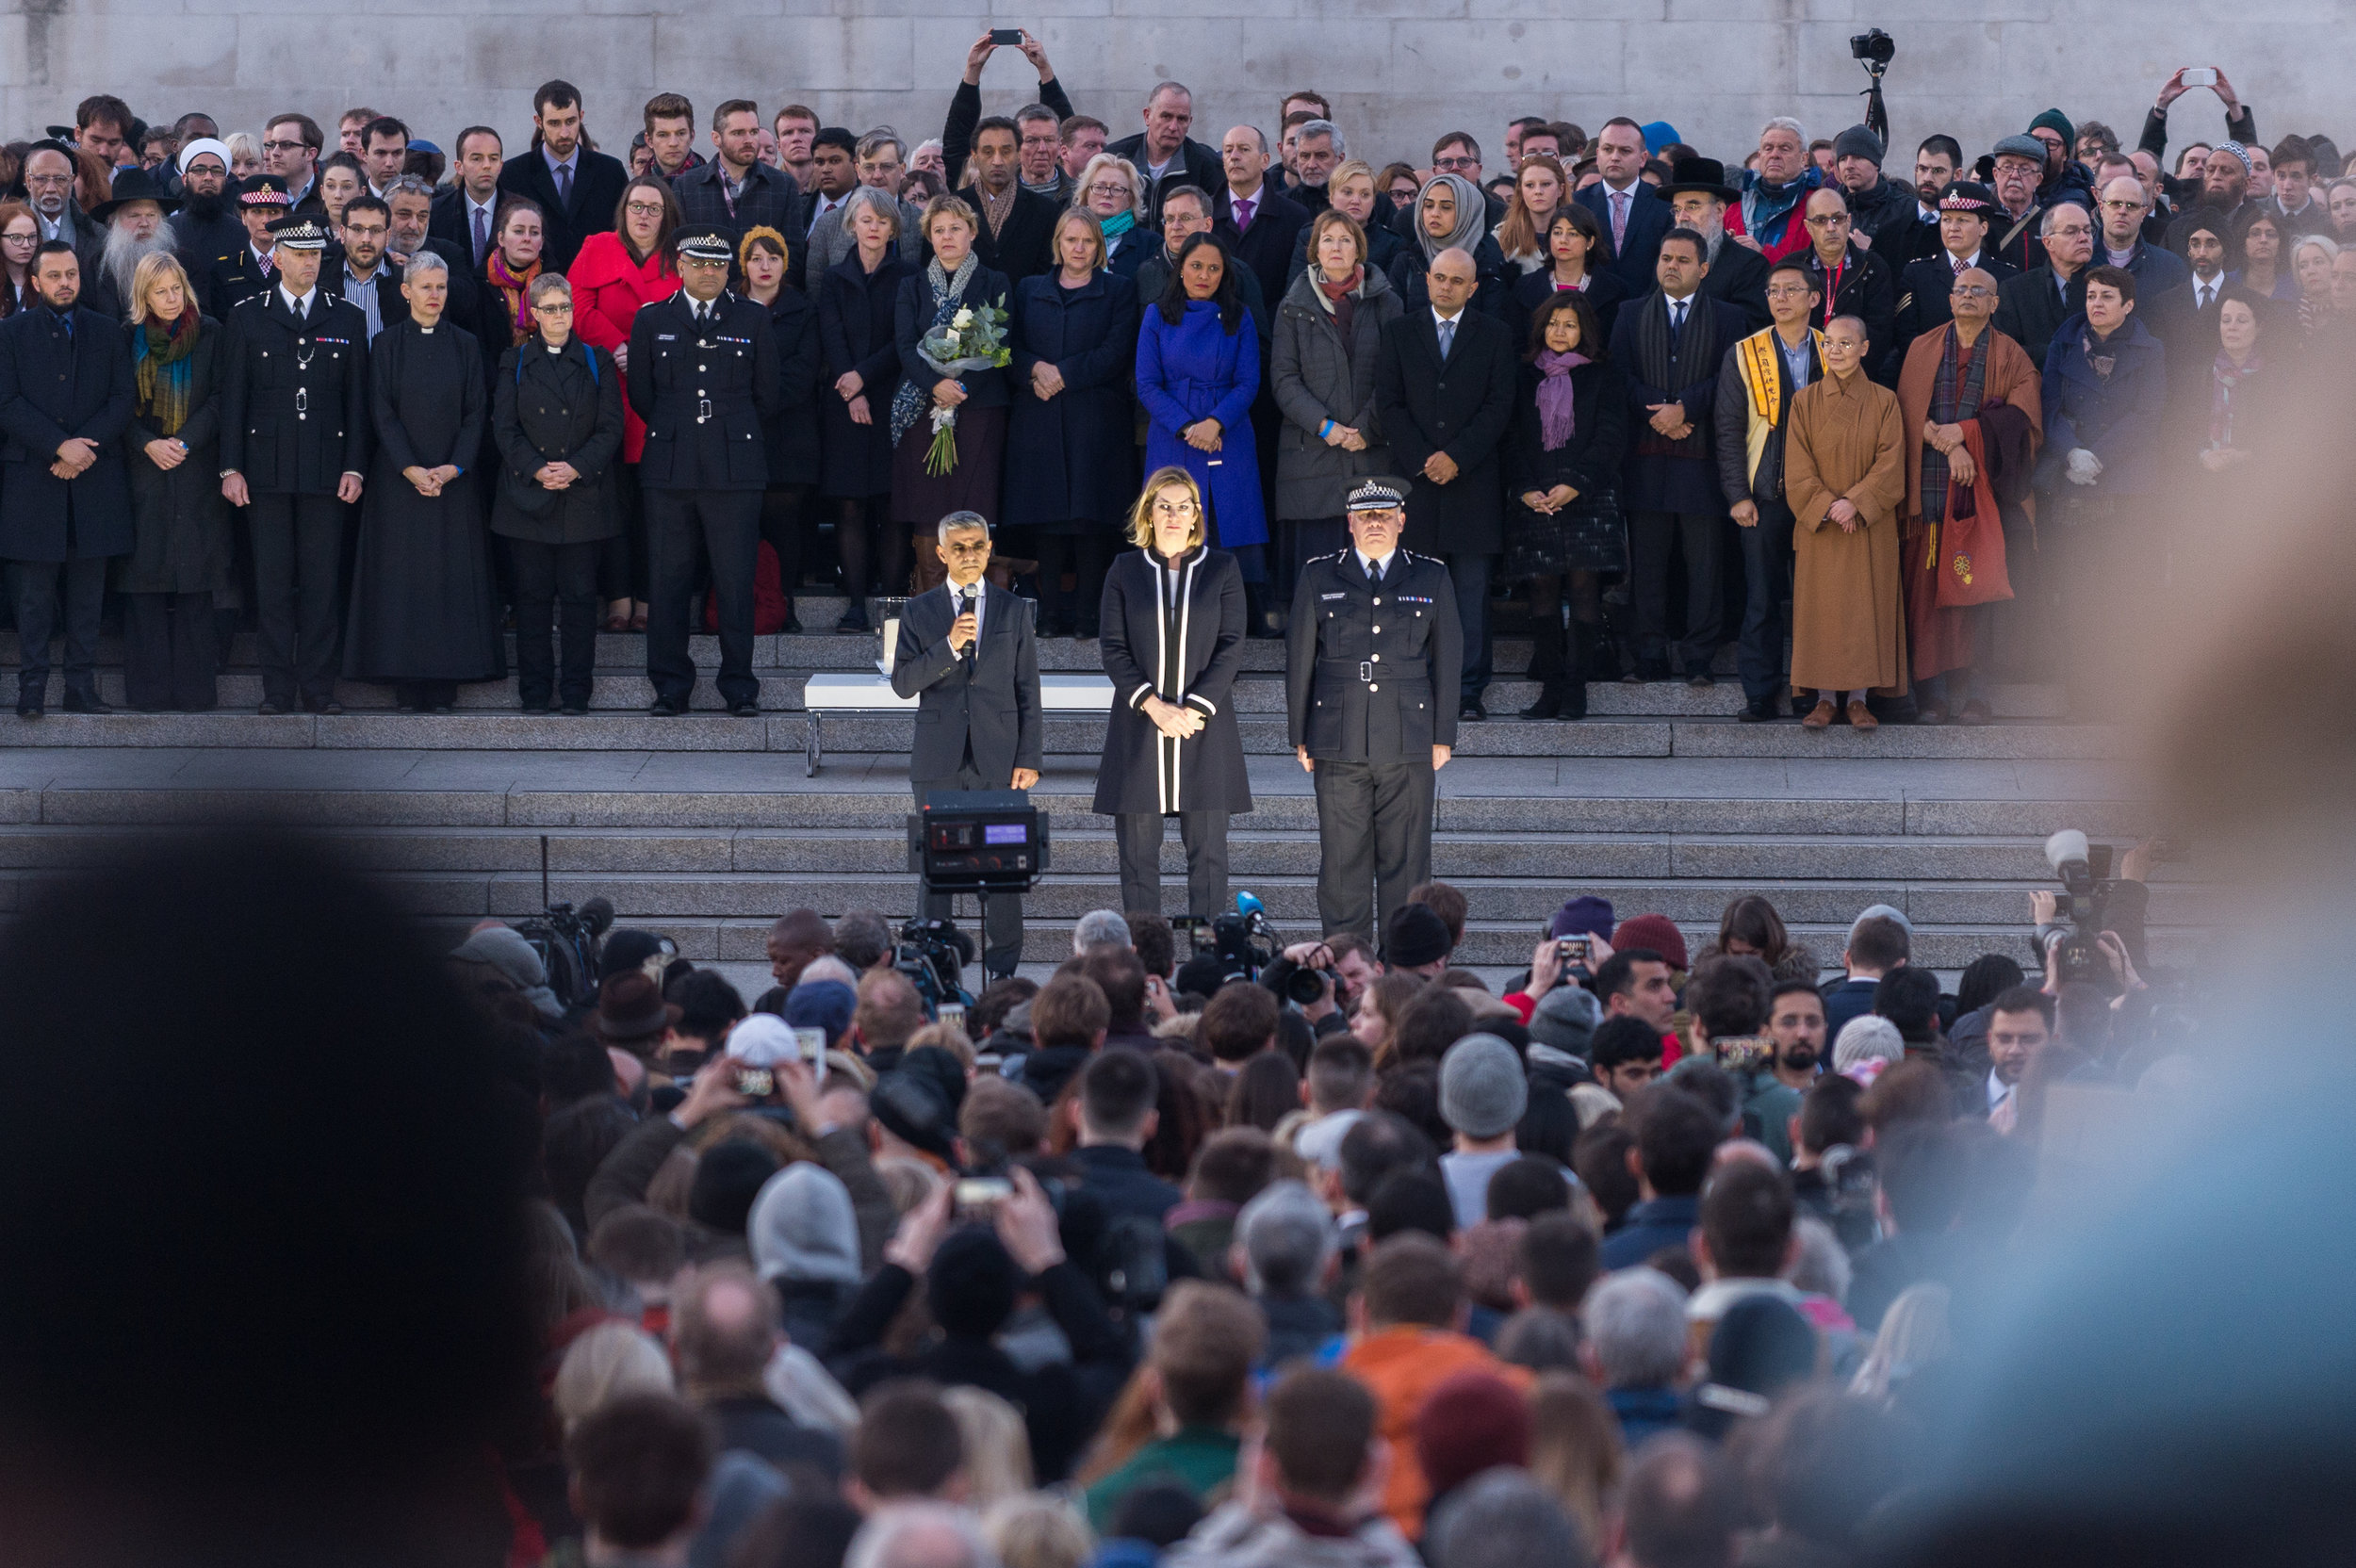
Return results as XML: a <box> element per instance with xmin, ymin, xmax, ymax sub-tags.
<box><xmin>1286</xmin><ymin>478</ymin><xmax>1463</xmax><ymax>941</ymax></box>
<box><xmin>629</xmin><ymin>222</ymin><xmax>780</xmax><ymax>717</ymax></box>
<box><xmin>205</xmin><ymin>176</ymin><xmax>290</xmax><ymax>320</ymax></box>
<box><xmin>219</xmin><ymin>213</ymin><xmax>370</xmax><ymax>714</ymax></box>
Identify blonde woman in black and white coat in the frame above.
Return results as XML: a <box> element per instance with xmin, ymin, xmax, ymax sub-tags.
<box><xmin>1092</xmin><ymin>466</ymin><xmax>1252</xmax><ymax>919</ymax></box>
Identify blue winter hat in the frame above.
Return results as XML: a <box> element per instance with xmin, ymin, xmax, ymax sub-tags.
<box><xmin>1640</xmin><ymin>121</ymin><xmax>1681</xmax><ymax>155</ymax></box>
<box><xmin>783</xmin><ymin>978</ymin><xmax>856</xmax><ymax>1042</ymax></box>
<box><xmin>1549</xmin><ymin>895</ymin><xmax>1617</xmax><ymax>940</ymax></box>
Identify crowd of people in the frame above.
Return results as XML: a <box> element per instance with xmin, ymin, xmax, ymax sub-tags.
<box><xmin>2</xmin><ymin>61</ymin><xmax>2345</xmax><ymax>720</ymax></box>
<box><xmin>345</xmin><ymin>851</ymin><xmax>2177</xmax><ymax>1568</ymax></box>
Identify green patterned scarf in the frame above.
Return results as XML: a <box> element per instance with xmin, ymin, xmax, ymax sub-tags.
<box><xmin>134</xmin><ymin>308</ymin><xmax>200</xmax><ymax>436</ymax></box>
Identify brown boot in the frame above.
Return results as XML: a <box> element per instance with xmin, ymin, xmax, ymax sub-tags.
<box><xmin>1802</xmin><ymin>699</ymin><xmax>1836</xmax><ymax>729</ymax></box>
<box><xmin>1847</xmin><ymin>698</ymin><xmax>1878</xmax><ymax>731</ymax></box>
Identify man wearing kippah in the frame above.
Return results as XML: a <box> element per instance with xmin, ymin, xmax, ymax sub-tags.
<box><xmin>1285</xmin><ymin>479</ymin><xmax>1462</xmax><ymax>941</ymax></box>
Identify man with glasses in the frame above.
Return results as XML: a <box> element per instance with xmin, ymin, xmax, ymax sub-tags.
<box><xmin>1391</xmin><ymin>131</ymin><xmax>1505</xmax><ymax>245</ymax></box>
<box><xmin>1892</xmin><ymin>266</ymin><xmax>2040</xmax><ymax>726</ymax></box>
<box><xmin>808</xmin><ymin>135</ymin><xmax>922</xmax><ymax>275</ymax></box>
<box><xmin>1892</xmin><ymin>182</ymin><xmax>2016</xmax><ymax>370</ymax></box>
<box><xmin>1992</xmin><ymin>203</ymin><xmax>2095</xmax><ymax>370</ymax></box>
<box><xmin>261</xmin><ymin>114</ymin><xmax>324</xmax><ymax>212</ymax></box>
<box><xmin>891</xmin><ymin>511</ymin><xmax>1042</xmax><ymax>982</ymax></box>
<box><xmin>2093</xmin><ymin>175</ymin><xmax>2189</xmax><ymax>298</ymax></box>
<box><xmin>20</xmin><ymin>142</ymin><xmax>102</xmax><ymax>281</ymax></box>
<box><xmin>381</xmin><ymin>176</ymin><xmax>479</xmax><ymax>328</ymax></box>
<box><xmin>1714</xmin><ymin>259</ymin><xmax>1824</xmax><ymax>722</ymax></box>
<box><xmin>629</xmin><ymin>224</ymin><xmax>780</xmax><ymax>719</ymax></box>
<box><xmin>170</xmin><ymin>138</ymin><xmax>243</xmax><ymax>276</ymax></box>
<box><xmin>1795</xmin><ymin>188</ymin><xmax>1894</xmax><ymax>384</ymax></box>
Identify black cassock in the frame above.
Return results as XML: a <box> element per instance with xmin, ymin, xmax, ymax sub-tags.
<box><xmin>342</xmin><ymin>318</ymin><xmax>502</xmax><ymax>683</ymax></box>
<box><xmin>1093</xmin><ymin>545</ymin><xmax>1253</xmax><ymax>817</ymax></box>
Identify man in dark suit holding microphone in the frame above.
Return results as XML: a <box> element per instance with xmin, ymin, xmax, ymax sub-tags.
<box><xmin>892</xmin><ymin>511</ymin><xmax>1043</xmax><ymax>980</ymax></box>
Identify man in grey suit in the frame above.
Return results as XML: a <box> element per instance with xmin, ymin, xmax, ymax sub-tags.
<box><xmin>891</xmin><ymin>512</ymin><xmax>1044</xmax><ymax>980</ymax></box>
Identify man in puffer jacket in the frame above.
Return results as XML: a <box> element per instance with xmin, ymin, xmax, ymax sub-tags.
<box><xmin>1166</xmin><ymin>1367</ymin><xmax>1422</xmax><ymax>1568</ymax></box>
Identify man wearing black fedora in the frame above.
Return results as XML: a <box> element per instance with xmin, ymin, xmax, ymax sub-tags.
<box><xmin>1662</xmin><ymin>157</ymin><xmax>1771</xmax><ymax>333</ymax></box>
<box><xmin>587</xmin><ymin>969</ymin><xmax>683</xmax><ymax>1059</ymax></box>
<box><xmin>83</xmin><ymin>164</ymin><xmax>182</xmax><ymax>322</ymax></box>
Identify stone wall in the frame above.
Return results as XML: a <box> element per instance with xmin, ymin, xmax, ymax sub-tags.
<box><xmin>3</xmin><ymin>1</ymin><xmax>2341</xmax><ymax>177</ymax></box>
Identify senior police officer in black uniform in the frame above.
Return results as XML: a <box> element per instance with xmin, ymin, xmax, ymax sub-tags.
<box><xmin>628</xmin><ymin>222</ymin><xmax>780</xmax><ymax>717</ymax></box>
<box><xmin>219</xmin><ymin>213</ymin><xmax>369</xmax><ymax>714</ymax></box>
<box><xmin>1286</xmin><ymin>478</ymin><xmax>1463</xmax><ymax>942</ymax></box>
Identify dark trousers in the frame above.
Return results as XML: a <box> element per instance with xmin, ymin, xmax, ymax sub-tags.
<box><xmin>8</xmin><ymin>556</ymin><xmax>106</xmax><ymax>702</ymax></box>
<box><xmin>121</xmin><ymin>590</ymin><xmax>220</xmax><ymax>710</ymax></box>
<box><xmin>512</xmin><ymin>538</ymin><xmax>602</xmax><ymax>709</ymax></box>
<box><xmin>597</xmin><ymin>462</ymin><xmax>648</xmax><ymax>605</ymax></box>
<box><xmin>1313</xmin><ymin>758</ymin><xmax>1436</xmax><ymax>941</ymax></box>
<box><xmin>645</xmin><ymin>488</ymin><xmax>761</xmax><ymax>707</ymax></box>
<box><xmin>759</xmin><ymin>483</ymin><xmax>811</xmax><ymax>612</ymax></box>
<box><xmin>1280</xmin><ymin>515</ymin><xmax>1350</xmax><ymax>606</ymax></box>
<box><xmin>1446</xmin><ymin>550</ymin><xmax>1495</xmax><ymax>704</ymax></box>
<box><xmin>1114</xmin><ymin>808</ymin><xmax>1231</xmax><ymax>920</ymax></box>
<box><xmin>832</xmin><ymin>495</ymin><xmax>904</xmax><ymax>617</ymax></box>
<box><xmin>914</xmin><ymin>763</ymin><xmax>1026</xmax><ymax>976</ymax></box>
<box><xmin>1736</xmin><ymin>498</ymin><xmax>1795</xmax><ymax>703</ymax></box>
<box><xmin>248</xmin><ymin>492</ymin><xmax>348</xmax><ymax>706</ymax></box>
<box><xmin>1034</xmin><ymin>531</ymin><xmax>1110</xmax><ymax>633</ymax></box>
<box><xmin>1629</xmin><ymin>508</ymin><xmax>1725</xmax><ymax>672</ymax></box>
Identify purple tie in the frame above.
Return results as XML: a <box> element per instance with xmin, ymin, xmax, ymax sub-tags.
<box><xmin>472</xmin><ymin>204</ymin><xmax>489</xmax><ymax>264</ymax></box>
<box><xmin>1236</xmin><ymin>196</ymin><xmax>1254</xmax><ymax>232</ymax></box>
<box><xmin>1612</xmin><ymin>189</ymin><xmax>1629</xmax><ymax>250</ymax></box>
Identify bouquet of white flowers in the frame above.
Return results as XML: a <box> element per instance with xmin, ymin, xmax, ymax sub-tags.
<box><xmin>917</xmin><ymin>299</ymin><xmax>1011</xmax><ymax>475</ymax></box>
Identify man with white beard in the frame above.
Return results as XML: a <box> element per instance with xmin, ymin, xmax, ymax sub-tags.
<box><xmin>1662</xmin><ymin>156</ymin><xmax>1772</xmax><ymax>333</ymax></box>
<box><xmin>86</xmin><ymin>166</ymin><xmax>180</xmax><ymax>321</ymax></box>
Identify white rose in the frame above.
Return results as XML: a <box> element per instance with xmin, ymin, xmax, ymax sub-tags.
<box><xmin>952</xmin><ymin>307</ymin><xmax>974</xmax><ymax>329</ymax></box>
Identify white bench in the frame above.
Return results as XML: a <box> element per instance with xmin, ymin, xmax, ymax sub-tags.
<box><xmin>800</xmin><ymin>670</ymin><xmax>1115</xmax><ymax>776</ymax></box>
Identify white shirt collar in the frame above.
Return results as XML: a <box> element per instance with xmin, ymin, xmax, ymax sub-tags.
<box><xmin>466</xmin><ymin>188</ymin><xmax>498</xmax><ymax>215</ymax></box>
<box><xmin>279</xmin><ymin>283</ymin><xmax>317</xmax><ymax>314</ymax></box>
<box><xmin>1432</xmin><ymin>304</ymin><xmax>1465</xmax><ymax>328</ymax></box>
<box><xmin>1987</xmin><ymin>1067</ymin><xmax>2010</xmax><ymax>1109</ymax></box>
<box><xmin>1602</xmin><ymin>176</ymin><xmax>1642</xmax><ymax>197</ymax></box>
<box><xmin>1948</xmin><ymin>248</ymin><xmax>1982</xmax><ymax>269</ymax></box>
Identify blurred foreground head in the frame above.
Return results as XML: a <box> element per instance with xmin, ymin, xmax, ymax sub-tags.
<box><xmin>0</xmin><ymin>833</ymin><xmax>540</xmax><ymax>1566</ymax></box>
<box><xmin>1870</xmin><ymin>345</ymin><xmax>2356</xmax><ymax>1563</ymax></box>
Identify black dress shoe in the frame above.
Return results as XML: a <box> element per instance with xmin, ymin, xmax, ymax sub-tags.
<box><xmin>15</xmin><ymin>700</ymin><xmax>41</xmax><ymax>720</ymax></box>
<box><xmin>1633</xmin><ymin>662</ymin><xmax>1672</xmax><ymax>683</ymax></box>
<box><xmin>780</xmin><ymin>609</ymin><xmax>805</xmax><ymax>635</ymax></box>
<box><xmin>1739</xmin><ymin>698</ymin><xmax>1778</xmax><ymax>723</ymax></box>
<box><xmin>1686</xmin><ymin>670</ymin><xmax>1714</xmax><ymax>689</ymax></box>
<box><xmin>728</xmin><ymin>698</ymin><xmax>761</xmax><ymax>717</ymax></box>
<box><xmin>1075</xmin><ymin>622</ymin><xmax>1100</xmax><ymax>642</ymax></box>
<box><xmin>560</xmin><ymin>701</ymin><xmax>590</xmax><ymax>717</ymax></box>
<box><xmin>1459</xmin><ymin>699</ymin><xmax>1487</xmax><ymax>722</ymax></box>
<box><xmin>836</xmin><ymin>609</ymin><xmax>870</xmax><ymax>634</ymax></box>
<box><xmin>305</xmin><ymin>697</ymin><xmax>343</xmax><ymax>715</ymax></box>
<box><xmin>1518</xmin><ymin>688</ymin><xmax>1563</xmax><ymax>721</ymax></box>
<box><xmin>62</xmin><ymin>693</ymin><xmax>111</xmax><ymax>714</ymax></box>
<box><xmin>649</xmin><ymin>694</ymin><xmax>685</xmax><ymax>717</ymax></box>
<box><xmin>520</xmin><ymin>700</ymin><xmax>552</xmax><ymax>715</ymax></box>
<box><xmin>257</xmin><ymin>700</ymin><xmax>287</xmax><ymax>715</ymax></box>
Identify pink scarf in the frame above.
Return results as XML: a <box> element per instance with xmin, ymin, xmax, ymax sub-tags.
<box><xmin>1533</xmin><ymin>349</ymin><xmax>1590</xmax><ymax>450</ymax></box>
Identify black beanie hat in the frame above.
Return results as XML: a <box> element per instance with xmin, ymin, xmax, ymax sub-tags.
<box><xmin>688</xmin><ymin>1139</ymin><xmax>782</xmax><ymax>1235</ymax></box>
<box><xmin>1383</xmin><ymin>902</ymin><xmax>1452</xmax><ymax>969</ymax></box>
<box><xmin>927</xmin><ymin>1226</ymin><xmax>1023</xmax><ymax>1336</ymax></box>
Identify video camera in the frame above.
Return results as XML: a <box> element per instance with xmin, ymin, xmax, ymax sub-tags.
<box><xmin>893</xmin><ymin>916</ymin><xmax>975</xmax><ymax>1021</ymax></box>
<box><xmin>509</xmin><ymin>839</ymin><xmax>614</xmax><ymax>1008</ymax></box>
<box><xmin>2042</xmin><ymin>829</ymin><xmax>2116</xmax><ymax>987</ymax></box>
<box><xmin>1181</xmin><ymin>890</ymin><xmax>1283</xmax><ymax>987</ymax></box>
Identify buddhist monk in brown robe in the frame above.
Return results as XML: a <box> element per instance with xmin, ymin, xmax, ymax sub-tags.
<box><xmin>1785</xmin><ymin>314</ymin><xmax>1908</xmax><ymax>730</ymax></box>
<box><xmin>1894</xmin><ymin>266</ymin><xmax>2042</xmax><ymax>724</ymax></box>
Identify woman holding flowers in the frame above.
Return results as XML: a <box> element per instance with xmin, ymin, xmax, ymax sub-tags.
<box><xmin>892</xmin><ymin>194</ymin><xmax>1010</xmax><ymax>591</ymax></box>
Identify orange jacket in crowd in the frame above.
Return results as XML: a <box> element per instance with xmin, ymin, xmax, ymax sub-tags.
<box><xmin>1338</xmin><ymin>1324</ymin><xmax>1535</xmax><ymax>1540</ymax></box>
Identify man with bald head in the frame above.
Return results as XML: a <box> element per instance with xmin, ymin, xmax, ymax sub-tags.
<box><xmin>1373</xmin><ymin>244</ymin><xmax>1516</xmax><ymax>720</ymax></box>
<box><xmin>1893</xmin><ymin>267</ymin><xmax>2041</xmax><ymax>725</ymax></box>
<box><xmin>1217</xmin><ymin>122</ymin><xmax>1307</xmax><ymax>309</ymax></box>
<box><xmin>766</xmin><ymin>907</ymin><xmax>837</xmax><ymax>990</ymax></box>
<box><xmin>671</xmin><ymin>1262</ymin><xmax>844</xmax><ymax>1475</ymax></box>
<box><xmin>2093</xmin><ymin>174</ymin><xmax>2189</xmax><ymax>299</ymax></box>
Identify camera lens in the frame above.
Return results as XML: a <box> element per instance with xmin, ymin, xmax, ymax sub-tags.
<box><xmin>1286</xmin><ymin>967</ymin><xmax>1329</xmax><ymax>1005</ymax></box>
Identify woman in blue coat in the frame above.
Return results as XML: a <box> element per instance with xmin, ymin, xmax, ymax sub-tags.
<box><xmin>1093</xmin><ymin>466</ymin><xmax>1251</xmax><ymax>920</ymax></box>
<box><xmin>1004</xmin><ymin>209</ymin><xmax>1139</xmax><ymax>638</ymax></box>
<box><xmin>1137</xmin><ymin>233</ymin><xmax>1269</xmax><ymax>623</ymax></box>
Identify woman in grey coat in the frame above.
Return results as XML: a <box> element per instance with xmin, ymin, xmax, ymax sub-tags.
<box><xmin>1270</xmin><ymin>208</ymin><xmax>1403</xmax><ymax>599</ymax></box>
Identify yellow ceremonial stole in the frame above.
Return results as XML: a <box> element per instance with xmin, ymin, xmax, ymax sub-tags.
<box><xmin>1735</xmin><ymin>326</ymin><xmax>1826</xmax><ymax>484</ymax></box>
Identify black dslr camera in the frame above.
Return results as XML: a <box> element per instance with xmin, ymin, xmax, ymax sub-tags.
<box><xmin>2042</xmin><ymin>830</ymin><xmax>2115</xmax><ymax>987</ymax></box>
<box><xmin>1850</xmin><ymin>27</ymin><xmax>1895</xmax><ymax>69</ymax></box>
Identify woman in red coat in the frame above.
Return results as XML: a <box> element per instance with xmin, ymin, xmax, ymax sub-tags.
<box><xmin>566</xmin><ymin>174</ymin><xmax>681</xmax><ymax>630</ymax></box>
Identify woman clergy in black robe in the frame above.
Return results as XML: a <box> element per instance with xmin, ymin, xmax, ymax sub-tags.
<box><xmin>342</xmin><ymin>251</ymin><xmax>501</xmax><ymax>710</ymax></box>
<box><xmin>1092</xmin><ymin>466</ymin><xmax>1252</xmax><ymax>920</ymax></box>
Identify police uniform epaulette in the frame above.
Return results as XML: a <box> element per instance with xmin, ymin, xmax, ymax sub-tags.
<box><xmin>1399</xmin><ymin>549</ymin><xmax>1440</xmax><ymax>565</ymax></box>
<box><xmin>1306</xmin><ymin>549</ymin><xmax>1349</xmax><ymax>564</ymax></box>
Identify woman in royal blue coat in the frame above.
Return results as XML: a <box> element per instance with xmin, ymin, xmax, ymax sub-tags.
<box><xmin>1004</xmin><ymin>208</ymin><xmax>1139</xmax><ymax>638</ymax></box>
<box><xmin>1136</xmin><ymin>233</ymin><xmax>1270</xmax><ymax>625</ymax></box>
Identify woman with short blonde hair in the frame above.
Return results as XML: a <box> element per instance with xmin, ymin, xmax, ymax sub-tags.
<box><xmin>118</xmin><ymin>247</ymin><xmax>232</xmax><ymax>710</ymax></box>
<box><xmin>1071</xmin><ymin>153</ymin><xmax>1146</xmax><ymax>269</ymax></box>
<box><xmin>1092</xmin><ymin>466</ymin><xmax>1252</xmax><ymax>919</ymax></box>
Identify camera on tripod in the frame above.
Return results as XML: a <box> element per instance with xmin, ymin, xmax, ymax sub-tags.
<box><xmin>2042</xmin><ymin>829</ymin><xmax>2116</xmax><ymax>986</ymax></box>
<box><xmin>1183</xmin><ymin>891</ymin><xmax>1283</xmax><ymax>987</ymax></box>
<box><xmin>1849</xmin><ymin>27</ymin><xmax>1895</xmax><ymax>142</ymax></box>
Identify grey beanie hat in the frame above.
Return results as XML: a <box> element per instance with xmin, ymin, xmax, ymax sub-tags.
<box><xmin>1529</xmin><ymin>985</ymin><xmax>1602</xmax><ymax>1056</ymax></box>
<box><xmin>748</xmin><ymin>1162</ymin><xmax>863</xmax><ymax>1287</ymax></box>
<box><xmin>1833</xmin><ymin>124</ymin><xmax>1885</xmax><ymax>165</ymax></box>
<box><xmin>1440</xmin><ymin>1033</ymin><xmax>1530</xmax><ymax>1139</ymax></box>
<box><xmin>450</xmin><ymin>924</ymin><xmax>562</xmax><ymax>1019</ymax></box>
